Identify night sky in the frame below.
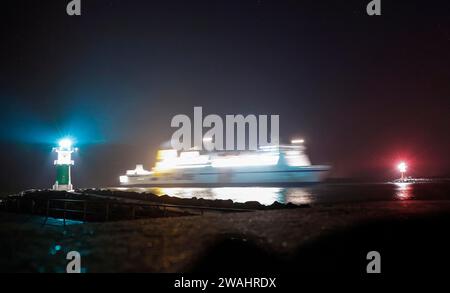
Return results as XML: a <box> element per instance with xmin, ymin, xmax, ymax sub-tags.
<box><xmin>1</xmin><ymin>0</ymin><xmax>449</xmax><ymax>191</ymax></box>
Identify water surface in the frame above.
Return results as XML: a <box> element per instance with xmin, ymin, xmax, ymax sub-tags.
<box><xmin>113</xmin><ymin>181</ymin><xmax>450</xmax><ymax>205</ymax></box>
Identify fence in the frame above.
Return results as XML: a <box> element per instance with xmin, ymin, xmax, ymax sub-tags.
<box><xmin>0</xmin><ymin>196</ymin><xmax>254</xmax><ymax>225</ymax></box>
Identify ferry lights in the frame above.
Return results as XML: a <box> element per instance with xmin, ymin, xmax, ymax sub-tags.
<box><xmin>291</xmin><ymin>138</ymin><xmax>305</xmax><ymax>144</ymax></box>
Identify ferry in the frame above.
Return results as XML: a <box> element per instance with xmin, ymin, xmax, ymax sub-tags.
<box><xmin>119</xmin><ymin>144</ymin><xmax>330</xmax><ymax>187</ymax></box>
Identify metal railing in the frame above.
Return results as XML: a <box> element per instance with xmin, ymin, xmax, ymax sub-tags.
<box><xmin>0</xmin><ymin>196</ymin><xmax>255</xmax><ymax>225</ymax></box>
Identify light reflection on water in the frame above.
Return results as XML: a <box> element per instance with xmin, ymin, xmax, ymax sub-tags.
<box><xmin>394</xmin><ymin>183</ymin><xmax>413</xmax><ymax>200</ymax></box>
<box><xmin>113</xmin><ymin>186</ymin><xmax>313</xmax><ymax>205</ymax></box>
<box><xmin>149</xmin><ymin>187</ymin><xmax>314</xmax><ymax>206</ymax></box>
<box><xmin>112</xmin><ymin>182</ymin><xmax>449</xmax><ymax>205</ymax></box>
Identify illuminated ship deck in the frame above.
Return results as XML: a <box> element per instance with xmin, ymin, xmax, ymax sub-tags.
<box><xmin>119</xmin><ymin>145</ymin><xmax>330</xmax><ymax>187</ymax></box>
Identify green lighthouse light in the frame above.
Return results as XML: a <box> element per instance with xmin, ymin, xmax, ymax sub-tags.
<box><xmin>58</xmin><ymin>138</ymin><xmax>73</xmax><ymax>149</ymax></box>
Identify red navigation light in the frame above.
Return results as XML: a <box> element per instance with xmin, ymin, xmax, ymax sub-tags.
<box><xmin>397</xmin><ymin>162</ymin><xmax>407</xmax><ymax>173</ymax></box>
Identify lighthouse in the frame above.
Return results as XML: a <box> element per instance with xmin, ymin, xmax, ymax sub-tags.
<box><xmin>397</xmin><ymin>162</ymin><xmax>407</xmax><ymax>181</ymax></box>
<box><xmin>53</xmin><ymin>138</ymin><xmax>77</xmax><ymax>191</ymax></box>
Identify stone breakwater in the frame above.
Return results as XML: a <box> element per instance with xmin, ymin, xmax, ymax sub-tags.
<box><xmin>0</xmin><ymin>189</ymin><xmax>302</xmax><ymax>222</ymax></box>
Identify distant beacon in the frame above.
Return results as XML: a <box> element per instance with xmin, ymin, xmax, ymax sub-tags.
<box><xmin>52</xmin><ymin>138</ymin><xmax>77</xmax><ymax>191</ymax></box>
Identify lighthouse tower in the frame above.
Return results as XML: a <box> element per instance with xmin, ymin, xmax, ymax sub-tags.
<box><xmin>53</xmin><ymin>138</ymin><xmax>76</xmax><ymax>191</ymax></box>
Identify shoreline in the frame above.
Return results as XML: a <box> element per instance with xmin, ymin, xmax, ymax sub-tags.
<box><xmin>1</xmin><ymin>199</ymin><xmax>450</xmax><ymax>273</ymax></box>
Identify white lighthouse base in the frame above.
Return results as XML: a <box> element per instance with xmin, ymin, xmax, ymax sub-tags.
<box><xmin>53</xmin><ymin>182</ymin><xmax>73</xmax><ymax>191</ymax></box>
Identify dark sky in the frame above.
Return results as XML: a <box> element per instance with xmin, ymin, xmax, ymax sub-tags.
<box><xmin>1</xmin><ymin>0</ymin><xmax>449</xmax><ymax>191</ymax></box>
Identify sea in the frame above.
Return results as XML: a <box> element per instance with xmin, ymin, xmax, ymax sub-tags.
<box><xmin>112</xmin><ymin>180</ymin><xmax>450</xmax><ymax>206</ymax></box>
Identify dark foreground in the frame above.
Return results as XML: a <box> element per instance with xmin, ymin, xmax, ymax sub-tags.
<box><xmin>1</xmin><ymin>199</ymin><xmax>450</xmax><ymax>274</ymax></box>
